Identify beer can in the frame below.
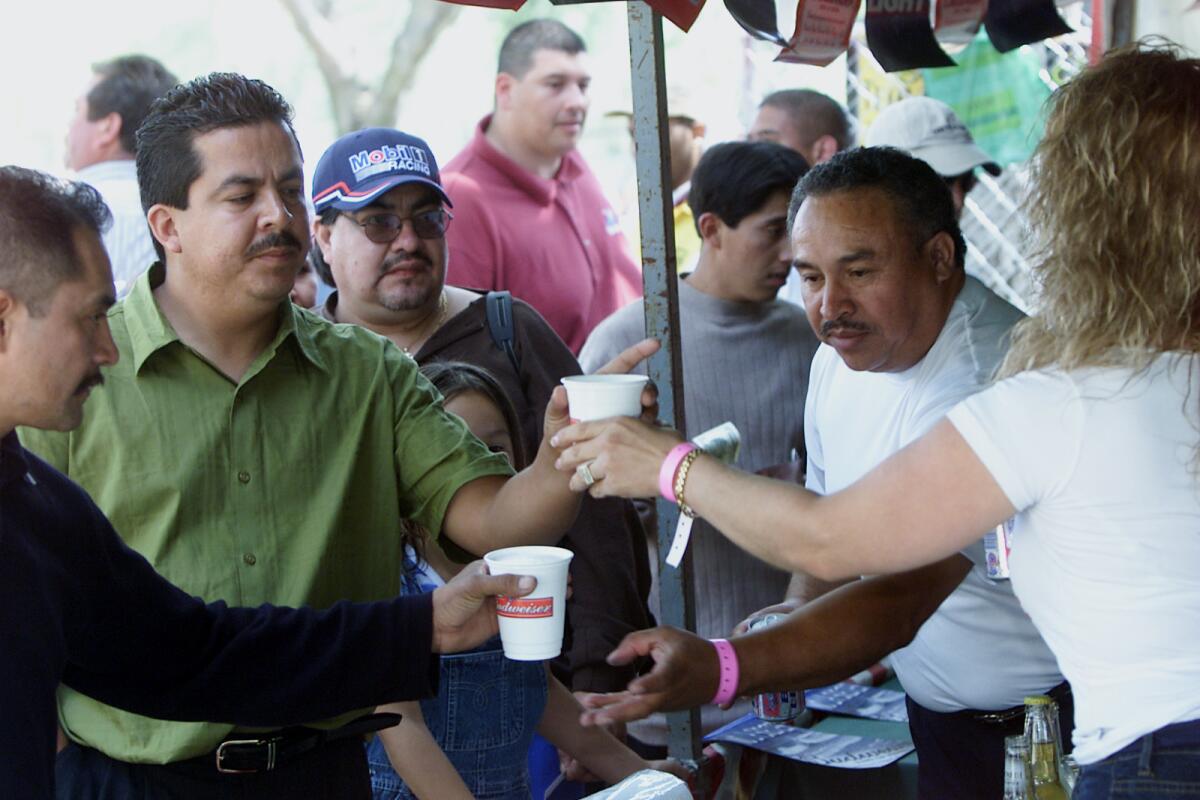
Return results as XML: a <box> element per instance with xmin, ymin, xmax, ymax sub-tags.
<box><xmin>748</xmin><ymin>613</ymin><xmax>803</xmax><ymax>722</ymax></box>
<box><xmin>984</xmin><ymin>517</ymin><xmax>1016</xmax><ymax>580</ymax></box>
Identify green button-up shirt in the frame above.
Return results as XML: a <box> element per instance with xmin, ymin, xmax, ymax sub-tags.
<box><xmin>19</xmin><ymin>265</ymin><xmax>512</xmax><ymax>763</ymax></box>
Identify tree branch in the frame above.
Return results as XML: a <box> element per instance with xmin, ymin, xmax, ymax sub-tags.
<box><xmin>368</xmin><ymin>2</ymin><xmax>461</xmax><ymax>127</ymax></box>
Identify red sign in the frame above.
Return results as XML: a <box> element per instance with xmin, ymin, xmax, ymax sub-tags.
<box><xmin>497</xmin><ymin>596</ymin><xmax>554</xmax><ymax>619</ymax></box>
<box><xmin>439</xmin><ymin>0</ymin><xmax>526</xmax><ymax>9</ymax></box>
<box><xmin>646</xmin><ymin>0</ymin><xmax>707</xmax><ymax>33</ymax></box>
<box><xmin>777</xmin><ymin>0</ymin><xmax>861</xmax><ymax>66</ymax></box>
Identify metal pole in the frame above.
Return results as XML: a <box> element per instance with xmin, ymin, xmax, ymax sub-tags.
<box><xmin>625</xmin><ymin>0</ymin><xmax>702</xmax><ymax>766</ymax></box>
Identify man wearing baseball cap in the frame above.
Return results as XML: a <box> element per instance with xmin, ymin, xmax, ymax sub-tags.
<box><xmin>866</xmin><ymin>96</ymin><xmax>1001</xmax><ymax>219</ymax></box>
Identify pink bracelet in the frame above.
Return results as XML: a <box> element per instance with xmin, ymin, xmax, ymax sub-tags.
<box><xmin>709</xmin><ymin>638</ymin><xmax>740</xmax><ymax>706</ymax></box>
<box><xmin>659</xmin><ymin>443</ymin><xmax>698</xmax><ymax>503</ymax></box>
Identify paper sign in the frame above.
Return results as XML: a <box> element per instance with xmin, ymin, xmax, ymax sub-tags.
<box><xmin>983</xmin><ymin>0</ymin><xmax>1072</xmax><ymax>53</ymax></box>
<box><xmin>439</xmin><ymin>0</ymin><xmax>525</xmax><ymax>8</ymax></box>
<box><xmin>777</xmin><ymin>0</ymin><xmax>861</xmax><ymax>66</ymax></box>
<box><xmin>932</xmin><ymin>0</ymin><xmax>989</xmax><ymax>45</ymax></box>
<box><xmin>706</xmin><ymin>713</ymin><xmax>915</xmax><ymax>769</ymax></box>
<box><xmin>805</xmin><ymin>682</ymin><xmax>910</xmax><ymax>723</ymax></box>
<box><xmin>865</xmin><ymin>0</ymin><xmax>956</xmax><ymax>72</ymax></box>
<box><xmin>724</xmin><ymin>0</ymin><xmax>790</xmax><ymax>46</ymax></box>
<box><xmin>646</xmin><ymin>0</ymin><xmax>707</xmax><ymax>32</ymax></box>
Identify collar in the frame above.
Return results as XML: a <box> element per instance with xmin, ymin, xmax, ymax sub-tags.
<box><xmin>75</xmin><ymin>159</ymin><xmax>138</xmax><ymax>184</ymax></box>
<box><xmin>471</xmin><ymin>115</ymin><xmax>585</xmax><ymax>206</ymax></box>
<box><xmin>0</xmin><ymin>430</ymin><xmax>30</xmax><ymax>488</ymax></box>
<box><xmin>123</xmin><ymin>263</ymin><xmax>328</xmax><ymax>374</ymax></box>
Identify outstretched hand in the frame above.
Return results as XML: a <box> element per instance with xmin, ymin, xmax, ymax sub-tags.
<box><xmin>431</xmin><ymin>561</ymin><xmax>535</xmax><ymax>654</ymax></box>
<box><xmin>553</xmin><ymin>416</ymin><xmax>682</xmax><ymax>499</ymax></box>
<box><xmin>577</xmin><ymin>626</ymin><xmax>722</xmax><ymax>728</ymax></box>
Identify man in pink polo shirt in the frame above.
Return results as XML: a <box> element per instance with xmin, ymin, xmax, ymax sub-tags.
<box><xmin>442</xmin><ymin>19</ymin><xmax>642</xmax><ymax>354</ymax></box>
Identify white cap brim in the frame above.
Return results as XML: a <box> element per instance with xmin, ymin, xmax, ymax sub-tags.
<box><xmin>911</xmin><ymin>142</ymin><xmax>1001</xmax><ymax>177</ymax></box>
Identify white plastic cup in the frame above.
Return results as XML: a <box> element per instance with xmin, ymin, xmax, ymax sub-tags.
<box><xmin>483</xmin><ymin>545</ymin><xmax>574</xmax><ymax>661</ymax></box>
<box><xmin>560</xmin><ymin>374</ymin><xmax>648</xmax><ymax>422</ymax></box>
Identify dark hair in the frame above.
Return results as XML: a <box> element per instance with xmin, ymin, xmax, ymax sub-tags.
<box><xmin>689</xmin><ymin>141</ymin><xmax>809</xmax><ymax>234</ymax></box>
<box><xmin>88</xmin><ymin>55</ymin><xmax>178</xmax><ymax>156</ymax></box>
<box><xmin>761</xmin><ymin>89</ymin><xmax>853</xmax><ymax>152</ymax></box>
<box><xmin>135</xmin><ymin>73</ymin><xmax>299</xmax><ymax>262</ymax></box>
<box><xmin>400</xmin><ymin>361</ymin><xmax>527</xmax><ymax>558</ymax></box>
<box><xmin>0</xmin><ymin>167</ymin><xmax>112</xmax><ymax>315</ymax></box>
<box><xmin>498</xmin><ymin>19</ymin><xmax>586</xmax><ymax>78</ymax></box>
<box><xmin>789</xmin><ymin>147</ymin><xmax>966</xmax><ymax>270</ymax></box>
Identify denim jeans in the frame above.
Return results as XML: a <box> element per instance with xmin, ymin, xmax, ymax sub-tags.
<box><xmin>366</xmin><ymin>639</ymin><xmax>547</xmax><ymax>800</ymax></box>
<box><xmin>1074</xmin><ymin>719</ymin><xmax>1200</xmax><ymax>800</ymax></box>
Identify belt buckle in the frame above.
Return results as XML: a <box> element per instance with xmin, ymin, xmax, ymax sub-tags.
<box><xmin>215</xmin><ymin>737</ymin><xmax>279</xmax><ymax>774</ymax></box>
<box><xmin>975</xmin><ymin>707</ymin><xmax>1024</xmax><ymax>725</ymax></box>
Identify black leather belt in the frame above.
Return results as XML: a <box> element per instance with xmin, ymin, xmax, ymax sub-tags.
<box><xmin>971</xmin><ymin>681</ymin><xmax>1072</xmax><ymax>725</ymax></box>
<box><xmin>213</xmin><ymin>712</ymin><xmax>401</xmax><ymax>774</ymax></box>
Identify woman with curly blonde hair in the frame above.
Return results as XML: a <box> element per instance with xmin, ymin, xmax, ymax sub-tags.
<box><xmin>553</xmin><ymin>42</ymin><xmax>1200</xmax><ymax>799</ymax></box>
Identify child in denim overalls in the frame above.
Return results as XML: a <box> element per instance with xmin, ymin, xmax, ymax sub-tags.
<box><xmin>366</xmin><ymin>362</ymin><xmax>682</xmax><ymax>799</ymax></box>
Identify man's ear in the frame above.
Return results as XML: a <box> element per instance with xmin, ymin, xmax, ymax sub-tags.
<box><xmin>926</xmin><ymin>231</ymin><xmax>957</xmax><ymax>283</ymax></box>
<box><xmin>146</xmin><ymin>204</ymin><xmax>183</xmax><ymax>257</ymax></box>
<box><xmin>96</xmin><ymin>112</ymin><xmax>123</xmax><ymax>152</ymax></box>
<box><xmin>697</xmin><ymin>211</ymin><xmax>722</xmax><ymax>249</ymax></box>
<box><xmin>0</xmin><ymin>290</ymin><xmax>18</xmax><ymax>354</ymax></box>
<box><xmin>494</xmin><ymin>73</ymin><xmax>515</xmax><ymax>111</ymax></box>
<box><xmin>312</xmin><ymin>218</ymin><xmax>334</xmax><ymax>262</ymax></box>
<box><xmin>808</xmin><ymin>135</ymin><xmax>839</xmax><ymax>167</ymax></box>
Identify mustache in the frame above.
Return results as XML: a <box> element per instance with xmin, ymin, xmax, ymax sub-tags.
<box><xmin>77</xmin><ymin>373</ymin><xmax>104</xmax><ymax>394</ymax></box>
<box><xmin>820</xmin><ymin>319</ymin><xmax>872</xmax><ymax>337</ymax></box>
<box><xmin>379</xmin><ymin>252</ymin><xmax>432</xmax><ymax>277</ymax></box>
<box><xmin>244</xmin><ymin>231</ymin><xmax>303</xmax><ymax>259</ymax></box>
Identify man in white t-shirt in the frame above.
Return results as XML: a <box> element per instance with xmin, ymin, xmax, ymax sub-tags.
<box><xmin>65</xmin><ymin>55</ymin><xmax>177</xmax><ymax>297</ymax></box>
<box><xmin>770</xmin><ymin>146</ymin><xmax>1066</xmax><ymax>799</ymax></box>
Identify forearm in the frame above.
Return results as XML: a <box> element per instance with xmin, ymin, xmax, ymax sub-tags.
<box><xmin>540</xmin><ymin>673</ymin><xmax>645</xmax><ymax>785</ymax></box>
<box><xmin>735</xmin><ymin>558</ymin><xmax>970</xmax><ymax>695</ymax></box>
<box><xmin>784</xmin><ymin>570</ymin><xmax>850</xmax><ymax>604</ymax></box>
<box><xmin>443</xmin><ymin>449</ymin><xmax>580</xmax><ymax>556</ymax></box>
<box><xmin>376</xmin><ymin>701</ymin><xmax>473</xmax><ymax>800</ymax></box>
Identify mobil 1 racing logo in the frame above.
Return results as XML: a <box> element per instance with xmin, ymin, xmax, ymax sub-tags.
<box><xmin>496</xmin><ymin>595</ymin><xmax>554</xmax><ymax>619</ymax></box>
<box><xmin>349</xmin><ymin>144</ymin><xmax>431</xmax><ymax>182</ymax></box>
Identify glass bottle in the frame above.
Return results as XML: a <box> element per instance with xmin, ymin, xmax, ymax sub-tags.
<box><xmin>1024</xmin><ymin>696</ymin><xmax>1069</xmax><ymax>799</ymax></box>
<box><xmin>1003</xmin><ymin>735</ymin><xmax>1034</xmax><ymax>799</ymax></box>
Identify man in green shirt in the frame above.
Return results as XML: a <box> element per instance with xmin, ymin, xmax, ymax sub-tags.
<box><xmin>20</xmin><ymin>73</ymin><xmax>586</xmax><ymax>799</ymax></box>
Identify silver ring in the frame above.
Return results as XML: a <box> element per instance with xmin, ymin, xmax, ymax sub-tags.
<box><xmin>576</xmin><ymin>461</ymin><xmax>597</xmax><ymax>487</ymax></box>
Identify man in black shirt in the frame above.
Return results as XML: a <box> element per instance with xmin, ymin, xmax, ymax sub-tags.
<box><xmin>0</xmin><ymin>165</ymin><xmax>536</xmax><ymax>799</ymax></box>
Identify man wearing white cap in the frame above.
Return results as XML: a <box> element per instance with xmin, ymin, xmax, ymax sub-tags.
<box><xmin>867</xmin><ymin>96</ymin><xmax>1033</xmax><ymax>309</ymax></box>
<box><xmin>866</xmin><ymin>96</ymin><xmax>1001</xmax><ymax>219</ymax></box>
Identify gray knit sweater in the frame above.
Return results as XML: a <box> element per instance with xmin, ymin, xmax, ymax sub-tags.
<box><xmin>579</xmin><ymin>280</ymin><xmax>820</xmax><ymax>741</ymax></box>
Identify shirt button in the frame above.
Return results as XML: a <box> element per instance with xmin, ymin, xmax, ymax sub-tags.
<box><xmin>237</xmin><ymin>470</ymin><xmax>251</xmax><ymax>484</ymax></box>
<box><xmin>243</xmin><ymin>553</ymin><xmax>257</xmax><ymax>566</ymax></box>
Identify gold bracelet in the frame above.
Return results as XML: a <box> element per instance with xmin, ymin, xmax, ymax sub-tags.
<box><xmin>673</xmin><ymin>449</ymin><xmax>702</xmax><ymax>518</ymax></box>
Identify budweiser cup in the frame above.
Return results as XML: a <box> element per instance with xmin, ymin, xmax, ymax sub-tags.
<box><xmin>560</xmin><ymin>375</ymin><xmax>648</xmax><ymax>422</ymax></box>
<box><xmin>483</xmin><ymin>546</ymin><xmax>574</xmax><ymax>661</ymax></box>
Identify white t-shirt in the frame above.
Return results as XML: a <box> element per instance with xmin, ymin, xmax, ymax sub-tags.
<box><xmin>806</xmin><ymin>275</ymin><xmax>1063</xmax><ymax>712</ymax></box>
<box><xmin>76</xmin><ymin>160</ymin><xmax>157</xmax><ymax>298</ymax></box>
<box><xmin>948</xmin><ymin>355</ymin><xmax>1200</xmax><ymax>763</ymax></box>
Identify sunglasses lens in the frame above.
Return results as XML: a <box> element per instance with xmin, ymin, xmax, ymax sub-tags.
<box><xmin>412</xmin><ymin>212</ymin><xmax>447</xmax><ymax>239</ymax></box>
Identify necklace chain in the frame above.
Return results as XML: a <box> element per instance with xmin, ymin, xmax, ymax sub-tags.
<box><xmin>400</xmin><ymin>292</ymin><xmax>448</xmax><ymax>355</ymax></box>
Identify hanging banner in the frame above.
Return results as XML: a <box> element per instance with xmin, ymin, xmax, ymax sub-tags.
<box><xmin>920</xmin><ymin>29</ymin><xmax>1053</xmax><ymax>164</ymax></box>
<box><xmin>932</xmin><ymin>0</ymin><xmax>989</xmax><ymax>45</ymax></box>
<box><xmin>776</xmin><ymin>0</ymin><xmax>861</xmax><ymax>66</ymax></box>
<box><xmin>853</xmin><ymin>31</ymin><xmax>926</xmax><ymax>130</ymax></box>
<box><xmin>642</xmin><ymin>0</ymin><xmax>708</xmax><ymax>32</ymax></box>
<box><xmin>983</xmin><ymin>0</ymin><xmax>1071</xmax><ymax>53</ymax></box>
<box><xmin>865</xmin><ymin>0</ymin><xmax>956</xmax><ymax>72</ymax></box>
<box><xmin>724</xmin><ymin>0</ymin><xmax>789</xmax><ymax>45</ymax></box>
<box><xmin>439</xmin><ymin>0</ymin><xmax>525</xmax><ymax>8</ymax></box>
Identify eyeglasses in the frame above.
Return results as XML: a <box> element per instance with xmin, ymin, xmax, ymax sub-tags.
<box><xmin>351</xmin><ymin>209</ymin><xmax>452</xmax><ymax>244</ymax></box>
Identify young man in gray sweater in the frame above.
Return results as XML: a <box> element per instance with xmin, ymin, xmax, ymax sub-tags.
<box><xmin>578</xmin><ymin>141</ymin><xmax>816</xmax><ymax>751</ymax></box>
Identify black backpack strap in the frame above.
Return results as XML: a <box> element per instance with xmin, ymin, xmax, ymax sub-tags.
<box><xmin>485</xmin><ymin>290</ymin><xmax>521</xmax><ymax>375</ymax></box>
